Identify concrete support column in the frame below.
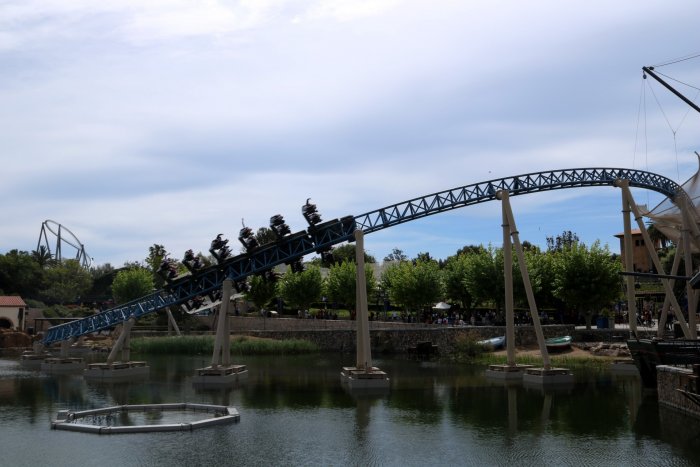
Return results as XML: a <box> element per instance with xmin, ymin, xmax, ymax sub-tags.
<box><xmin>499</xmin><ymin>191</ymin><xmax>516</xmax><ymax>367</ymax></box>
<box><xmin>498</xmin><ymin>190</ymin><xmax>550</xmax><ymax>370</ymax></box>
<box><xmin>618</xmin><ymin>180</ymin><xmax>638</xmax><ymax>337</ymax></box>
<box><xmin>619</xmin><ymin>183</ymin><xmax>691</xmax><ymax>338</ymax></box>
<box><xmin>165</xmin><ymin>308</ymin><xmax>181</xmax><ymax>336</ymax></box>
<box><xmin>212</xmin><ymin>279</ymin><xmax>233</xmax><ymax>368</ymax></box>
<box><xmin>681</xmin><ymin>209</ymin><xmax>698</xmax><ymax>339</ymax></box>
<box><xmin>107</xmin><ymin>317</ymin><xmax>135</xmax><ymax>364</ymax></box>
<box><xmin>658</xmin><ymin>245</ymin><xmax>682</xmax><ymax>337</ymax></box>
<box><xmin>354</xmin><ymin>230</ymin><xmax>372</xmax><ymax>371</ymax></box>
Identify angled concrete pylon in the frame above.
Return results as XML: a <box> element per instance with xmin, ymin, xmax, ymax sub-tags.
<box><xmin>340</xmin><ymin>230</ymin><xmax>389</xmax><ymax>391</ymax></box>
<box><xmin>192</xmin><ymin>278</ymin><xmax>247</xmax><ymax>387</ymax></box>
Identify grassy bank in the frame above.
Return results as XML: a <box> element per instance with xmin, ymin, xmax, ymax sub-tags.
<box><xmin>451</xmin><ymin>333</ymin><xmax>614</xmax><ymax>370</ymax></box>
<box><xmin>466</xmin><ymin>353</ymin><xmax>614</xmax><ymax>370</ymax></box>
<box><xmin>130</xmin><ymin>335</ymin><xmax>319</xmax><ymax>355</ymax></box>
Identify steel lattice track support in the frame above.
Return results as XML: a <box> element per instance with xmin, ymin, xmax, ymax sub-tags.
<box><xmin>42</xmin><ymin>216</ymin><xmax>357</xmax><ymax>344</ymax></box>
<box><xmin>42</xmin><ymin>167</ymin><xmax>679</xmax><ymax>345</ymax></box>
<box><xmin>353</xmin><ymin>168</ymin><xmax>679</xmax><ymax>233</ymax></box>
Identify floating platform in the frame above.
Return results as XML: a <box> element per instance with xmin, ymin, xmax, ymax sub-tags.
<box><xmin>41</xmin><ymin>357</ymin><xmax>85</xmax><ymax>373</ymax></box>
<box><xmin>192</xmin><ymin>365</ymin><xmax>248</xmax><ymax>387</ymax></box>
<box><xmin>484</xmin><ymin>364</ymin><xmax>535</xmax><ymax>381</ymax></box>
<box><xmin>522</xmin><ymin>367</ymin><xmax>574</xmax><ymax>386</ymax></box>
<box><xmin>340</xmin><ymin>366</ymin><xmax>390</xmax><ymax>390</ymax></box>
<box><xmin>51</xmin><ymin>403</ymin><xmax>240</xmax><ymax>434</ymax></box>
<box><xmin>84</xmin><ymin>361</ymin><xmax>149</xmax><ymax>381</ymax></box>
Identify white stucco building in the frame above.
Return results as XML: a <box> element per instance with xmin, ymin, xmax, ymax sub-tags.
<box><xmin>0</xmin><ymin>296</ymin><xmax>27</xmax><ymax>330</ymax></box>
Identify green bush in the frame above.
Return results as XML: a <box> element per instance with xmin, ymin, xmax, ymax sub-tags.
<box><xmin>454</xmin><ymin>332</ymin><xmax>485</xmax><ymax>359</ymax></box>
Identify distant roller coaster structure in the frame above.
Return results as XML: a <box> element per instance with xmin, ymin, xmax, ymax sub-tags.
<box><xmin>37</xmin><ymin>220</ymin><xmax>92</xmax><ymax>268</ymax></box>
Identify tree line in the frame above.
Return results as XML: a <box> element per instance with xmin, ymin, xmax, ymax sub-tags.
<box><xmin>0</xmin><ymin>230</ymin><xmax>637</xmax><ymax>329</ymax></box>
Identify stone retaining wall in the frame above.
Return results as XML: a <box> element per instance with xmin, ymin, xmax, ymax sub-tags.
<box><xmin>239</xmin><ymin>322</ymin><xmax>574</xmax><ymax>354</ymax></box>
<box><xmin>657</xmin><ymin>365</ymin><xmax>700</xmax><ymax>419</ymax></box>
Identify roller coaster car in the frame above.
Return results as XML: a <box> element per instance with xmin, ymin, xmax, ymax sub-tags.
<box><xmin>302</xmin><ymin>200</ymin><xmax>322</xmax><ymax>225</ymax></box>
<box><xmin>307</xmin><ymin>215</ymin><xmax>357</xmax><ymax>250</ymax></box>
<box><xmin>157</xmin><ymin>259</ymin><xmax>179</xmax><ymax>281</ymax></box>
<box><xmin>238</xmin><ymin>227</ymin><xmax>259</xmax><ymax>251</ymax></box>
<box><xmin>182</xmin><ymin>249</ymin><xmax>204</xmax><ymax>272</ymax></box>
<box><xmin>210</xmin><ymin>234</ymin><xmax>229</xmax><ymax>250</ymax></box>
<box><xmin>269</xmin><ymin>214</ymin><xmax>291</xmax><ymax>239</ymax></box>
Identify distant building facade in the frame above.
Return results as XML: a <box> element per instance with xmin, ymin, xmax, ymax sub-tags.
<box><xmin>614</xmin><ymin>229</ymin><xmax>660</xmax><ymax>272</ymax></box>
<box><xmin>0</xmin><ymin>296</ymin><xmax>28</xmax><ymax>330</ymax></box>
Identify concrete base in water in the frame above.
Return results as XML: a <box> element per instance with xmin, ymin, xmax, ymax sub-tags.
<box><xmin>51</xmin><ymin>403</ymin><xmax>240</xmax><ymax>434</ymax></box>
<box><xmin>19</xmin><ymin>353</ymin><xmax>52</xmax><ymax>369</ymax></box>
<box><xmin>485</xmin><ymin>364</ymin><xmax>535</xmax><ymax>381</ymax></box>
<box><xmin>192</xmin><ymin>365</ymin><xmax>248</xmax><ymax>387</ymax></box>
<box><xmin>522</xmin><ymin>367</ymin><xmax>574</xmax><ymax>386</ymax></box>
<box><xmin>340</xmin><ymin>366</ymin><xmax>390</xmax><ymax>390</ymax></box>
<box><xmin>84</xmin><ymin>361</ymin><xmax>149</xmax><ymax>381</ymax></box>
<box><xmin>610</xmin><ymin>358</ymin><xmax>640</xmax><ymax>376</ymax></box>
<box><xmin>41</xmin><ymin>357</ymin><xmax>85</xmax><ymax>373</ymax></box>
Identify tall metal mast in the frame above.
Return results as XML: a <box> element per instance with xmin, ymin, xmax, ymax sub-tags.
<box><xmin>643</xmin><ymin>66</ymin><xmax>700</xmax><ymax>114</ymax></box>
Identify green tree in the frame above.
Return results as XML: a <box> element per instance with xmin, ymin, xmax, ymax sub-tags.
<box><xmin>462</xmin><ymin>245</ymin><xmax>504</xmax><ymax>311</ymax></box>
<box><xmin>277</xmin><ymin>266</ymin><xmax>323</xmax><ymax>312</ymax></box>
<box><xmin>145</xmin><ymin>244</ymin><xmax>168</xmax><ymax>288</ymax></box>
<box><xmin>245</xmin><ymin>274</ymin><xmax>278</xmax><ymax>311</ymax></box>
<box><xmin>443</xmin><ymin>254</ymin><xmax>474</xmax><ymax>311</ymax></box>
<box><xmin>382</xmin><ymin>259</ymin><xmax>442</xmax><ymax>316</ymax></box>
<box><xmin>546</xmin><ymin>230</ymin><xmax>580</xmax><ymax>252</ymax></box>
<box><xmin>325</xmin><ymin>261</ymin><xmax>375</xmax><ymax>312</ymax></box>
<box><xmin>41</xmin><ymin>259</ymin><xmax>93</xmax><ymax>304</ymax></box>
<box><xmin>31</xmin><ymin>245</ymin><xmax>53</xmax><ymax>268</ymax></box>
<box><xmin>553</xmin><ymin>241</ymin><xmax>621</xmax><ymax>329</ymax></box>
<box><xmin>526</xmin><ymin>248</ymin><xmax>560</xmax><ymax>310</ymax></box>
<box><xmin>0</xmin><ymin>250</ymin><xmax>44</xmax><ymax>298</ymax></box>
<box><xmin>111</xmin><ymin>267</ymin><xmax>154</xmax><ymax>304</ymax></box>
<box><xmin>383</xmin><ymin>248</ymin><xmax>408</xmax><ymax>262</ymax></box>
<box><xmin>255</xmin><ymin>227</ymin><xmax>277</xmax><ymax>246</ymax></box>
<box><xmin>331</xmin><ymin>243</ymin><xmax>376</xmax><ymax>264</ymax></box>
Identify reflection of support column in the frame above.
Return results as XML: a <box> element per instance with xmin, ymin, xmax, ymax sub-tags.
<box><xmin>619</xmin><ymin>181</ymin><xmax>638</xmax><ymax>337</ymax></box>
<box><xmin>355</xmin><ymin>230</ymin><xmax>372</xmax><ymax>370</ymax></box>
<box><xmin>619</xmin><ymin>182</ymin><xmax>691</xmax><ymax>338</ymax></box>
<box><xmin>507</xmin><ymin>385</ymin><xmax>517</xmax><ymax>434</ymax></box>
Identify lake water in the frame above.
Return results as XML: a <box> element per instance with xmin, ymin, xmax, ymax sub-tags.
<box><xmin>1</xmin><ymin>353</ymin><xmax>699</xmax><ymax>466</ymax></box>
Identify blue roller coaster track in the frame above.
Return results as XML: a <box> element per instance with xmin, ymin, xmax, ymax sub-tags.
<box><xmin>42</xmin><ymin>167</ymin><xmax>681</xmax><ymax>345</ymax></box>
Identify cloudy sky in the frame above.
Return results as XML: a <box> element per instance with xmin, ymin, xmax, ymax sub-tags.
<box><xmin>2</xmin><ymin>0</ymin><xmax>700</xmax><ymax>267</ymax></box>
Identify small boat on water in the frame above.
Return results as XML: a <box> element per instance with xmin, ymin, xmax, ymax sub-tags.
<box><xmin>545</xmin><ymin>335</ymin><xmax>572</xmax><ymax>352</ymax></box>
<box><xmin>478</xmin><ymin>336</ymin><xmax>505</xmax><ymax>351</ymax></box>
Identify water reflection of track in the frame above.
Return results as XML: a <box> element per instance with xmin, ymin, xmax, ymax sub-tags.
<box><xmin>42</xmin><ymin>167</ymin><xmax>679</xmax><ymax>345</ymax></box>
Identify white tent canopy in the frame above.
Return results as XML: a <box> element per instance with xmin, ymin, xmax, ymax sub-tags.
<box><xmin>432</xmin><ymin>302</ymin><xmax>451</xmax><ymax>310</ymax></box>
